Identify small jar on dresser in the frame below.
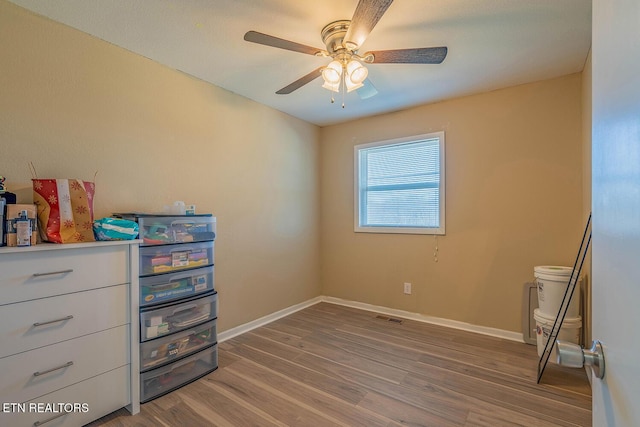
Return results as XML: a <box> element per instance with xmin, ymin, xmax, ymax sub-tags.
<box><xmin>0</xmin><ymin>240</ymin><xmax>140</xmax><ymax>426</ymax></box>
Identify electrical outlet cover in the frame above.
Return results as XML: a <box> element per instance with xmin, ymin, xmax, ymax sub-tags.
<box><xmin>404</xmin><ymin>282</ymin><xmax>412</xmax><ymax>294</ymax></box>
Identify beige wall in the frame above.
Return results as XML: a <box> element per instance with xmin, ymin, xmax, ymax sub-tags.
<box><xmin>0</xmin><ymin>1</ymin><xmax>321</xmax><ymax>332</ymax></box>
<box><xmin>320</xmin><ymin>75</ymin><xmax>584</xmax><ymax>333</ymax></box>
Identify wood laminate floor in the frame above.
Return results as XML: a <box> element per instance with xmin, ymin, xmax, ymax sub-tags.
<box><xmin>89</xmin><ymin>302</ymin><xmax>592</xmax><ymax>426</ymax></box>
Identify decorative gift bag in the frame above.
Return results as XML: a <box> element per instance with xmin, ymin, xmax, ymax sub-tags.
<box><xmin>32</xmin><ymin>177</ymin><xmax>96</xmax><ymax>243</ymax></box>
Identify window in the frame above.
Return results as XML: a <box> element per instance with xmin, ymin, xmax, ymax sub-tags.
<box><xmin>354</xmin><ymin>132</ymin><xmax>445</xmax><ymax>235</ymax></box>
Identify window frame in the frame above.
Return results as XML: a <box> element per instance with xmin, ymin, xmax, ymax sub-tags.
<box><xmin>353</xmin><ymin>131</ymin><xmax>446</xmax><ymax>235</ymax></box>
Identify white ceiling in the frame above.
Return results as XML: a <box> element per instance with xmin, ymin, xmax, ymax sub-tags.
<box><xmin>10</xmin><ymin>0</ymin><xmax>592</xmax><ymax>127</ymax></box>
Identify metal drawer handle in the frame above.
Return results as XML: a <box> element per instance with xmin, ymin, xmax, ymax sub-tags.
<box><xmin>33</xmin><ymin>315</ymin><xmax>74</xmax><ymax>327</ymax></box>
<box><xmin>33</xmin><ymin>361</ymin><xmax>74</xmax><ymax>377</ymax></box>
<box><xmin>34</xmin><ymin>411</ymin><xmax>68</xmax><ymax>426</ymax></box>
<box><xmin>32</xmin><ymin>269</ymin><xmax>74</xmax><ymax>277</ymax></box>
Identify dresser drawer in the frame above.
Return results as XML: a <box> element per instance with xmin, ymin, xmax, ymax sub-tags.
<box><xmin>137</xmin><ymin>215</ymin><xmax>216</xmax><ymax>246</ymax></box>
<box><xmin>141</xmin><ymin>319</ymin><xmax>217</xmax><ymax>372</ymax></box>
<box><xmin>0</xmin><ymin>325</ymin><xmax>128</xmax><ymax>404</ymax></box>
<box><xmin>0</xmin><ymin>365</ymin><xmax>129</xmax><ymax>427</ymax></box>
<box><xmin>0</xmin><ymin>284</ymin><xmax>129</xmax><ymax>359</ymax></box>
<box><xmin>0</xmin><ymin>245</ymin><xmax>129</xmax><ymax>306</ymax></box>
<box><xmin>140</xmin><ymin>292</ymin><xmax>217</xmax><ymax>342</ymax></box>
<box><xmin>141</xmin><ymin>344</ymin><xmax>217</xmax><ymax>403</ymax></box>
<box><xmin>139</xmin><ymin>241</ymin><xmax>213</xmax><ymax>276</ymax></box>
<box><xmin>140</xmin><ymin>265</ymin><xmax>214</xmax><ymax>307</ymax></box>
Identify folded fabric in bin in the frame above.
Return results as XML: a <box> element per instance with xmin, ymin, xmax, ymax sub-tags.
<box><xmin>93</xmin><ymin>217</ymin><xmax>139</xmax><ymax>241</ymax></box>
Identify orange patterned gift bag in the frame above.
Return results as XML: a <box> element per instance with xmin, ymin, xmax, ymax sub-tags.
<box><xmin>32</xmin><ymin>178</ymin><xmax>96</xmax><ymax>243</ymax></box>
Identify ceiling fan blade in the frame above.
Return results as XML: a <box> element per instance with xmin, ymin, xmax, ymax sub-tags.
<box><xmin>357</xmin><ymin>79</ymin><xmax>378</xmax><ymax>99</ymax></box>
<box><xmin>344</xmin><ymin>0</ymin><xmax>394</xmax><ymax>49</ymax></box>
<box><xmin>367</xmin><ymin>47</ymin><xmax>448</xmax><ymax>64</ymax></box>
<box><xmin>276</xmin><ymin>67</ymin><xmax>324</xmax><ymax>95</ymax></box>
<box><xmin>244</xmin><ymin>31</ymin><xmax>324</xmax><ymax>56</ymax></box>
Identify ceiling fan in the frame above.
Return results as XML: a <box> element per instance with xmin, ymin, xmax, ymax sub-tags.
<box><xmin>243</xmin><ymin>0</ymin><xmax>447</xmax><ymax>104</ymax></box>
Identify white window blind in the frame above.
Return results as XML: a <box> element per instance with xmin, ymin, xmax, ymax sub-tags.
<box><xmin>354</xmin><ymin>132</ymin><xmax>445</xmax><ymax>234</ymax></box>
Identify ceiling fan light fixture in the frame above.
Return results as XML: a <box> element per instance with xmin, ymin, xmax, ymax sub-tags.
<box><xmin>321</xmin><ymin>60</ymin><xmax>342</xmax><ymax>84</ymax></box>
<box><xmin>345</xmin><ymin>77</ymin><xmax>364</xmax><ymax>93</ymax></box>
<box><xmin>346</xmin><ymin>59</ymin><xmax>368</xmax><ymax>84</ymax></box>
<box><xmin>244</xmin><ymin>0</ymin><xmax>449</xmax><ymax>102</ymax></box>
<box><xmin>322</xmin><ymin>80</ymin><xmax>340</xmax><ymax>93</ymax></box>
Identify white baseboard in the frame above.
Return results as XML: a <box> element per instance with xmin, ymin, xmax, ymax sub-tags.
<box><xmin>321</xmin><ymin>296</ymin><xmax>524</xmax><ymax>343</ymax></box>
<box><xmin>218</xmin><ymin>295</ymin><xmax>524</xmax><ymax>344</ymax></box>
<box><xmin>217</xmin><ymin>296</ymin><xmax>323</xmax><ymax>343</ymax></box>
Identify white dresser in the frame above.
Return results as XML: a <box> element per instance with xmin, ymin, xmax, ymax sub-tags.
<box><xmin>0</xmin><ymin>241</ymin><xmax>140</xmax><ymax>426</ymax></box>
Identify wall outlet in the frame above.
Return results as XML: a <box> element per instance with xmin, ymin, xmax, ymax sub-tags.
<box><xmin>403</xmin><ymin>282</ymin><xmax>412</xmax><ymax>295</ymax></box>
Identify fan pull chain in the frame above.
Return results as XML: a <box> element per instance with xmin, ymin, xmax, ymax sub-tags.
<box><xmin>433</xmin><ymin>235</ymin><xmax>439</xmax><ymax>263</ymax></box>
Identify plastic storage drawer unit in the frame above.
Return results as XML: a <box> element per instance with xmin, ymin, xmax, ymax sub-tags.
<box><xmin>140</xmin><ymin>265</ymin><xmax>215</xmax><ymax>307</ymax></box>
<box><xmin>137</xmin><ymin>215</ymin><xmax>216</xmax><ymax>246</ymax></box>
<box><xmin>140</xmin><ymin>344</ymin><xmax>218</xmax><ymax>403</ymax></box>
<box><xmin>140</xmin><ymin>319</ymin><xmax>217</xmax><ymax>371</ymax></box>
<box><xmin>140</xmin><ymin>241</ymin><xmax>214</xmax><ymax>276</ymax></box>
<box><xmin>140</xmin><ymin>292</ymin><xmax>217</xmax><ymax>341</ymax></box>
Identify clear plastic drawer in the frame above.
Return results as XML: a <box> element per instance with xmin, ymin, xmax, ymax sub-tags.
<box><xmin>137</xmin><ymin>215</ymin><xmax>216</xmax><ymax>246</ymax></box>
<box><xmin>140</xmin><ymin>265</ymin><xmax>214</xmax><ymax>306</ymax></box>
<box><xmin>140</xmin><ymin>319</ymin><xmax>217</xmax><ymax>372</ymax></box>
<box><xmin>139</xmin><ymin>241</ymin><xmax>213</xmax><ymax>276</ymax></box>
<box><xmin>140</xmin><ymin>344</ymin><xmax>218</xmax><ymax>403</ymax></box>
<box><xmin>140</xmin><ymin>292</ymin><xmax>217</xmax><ymax>342</ymax></box>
